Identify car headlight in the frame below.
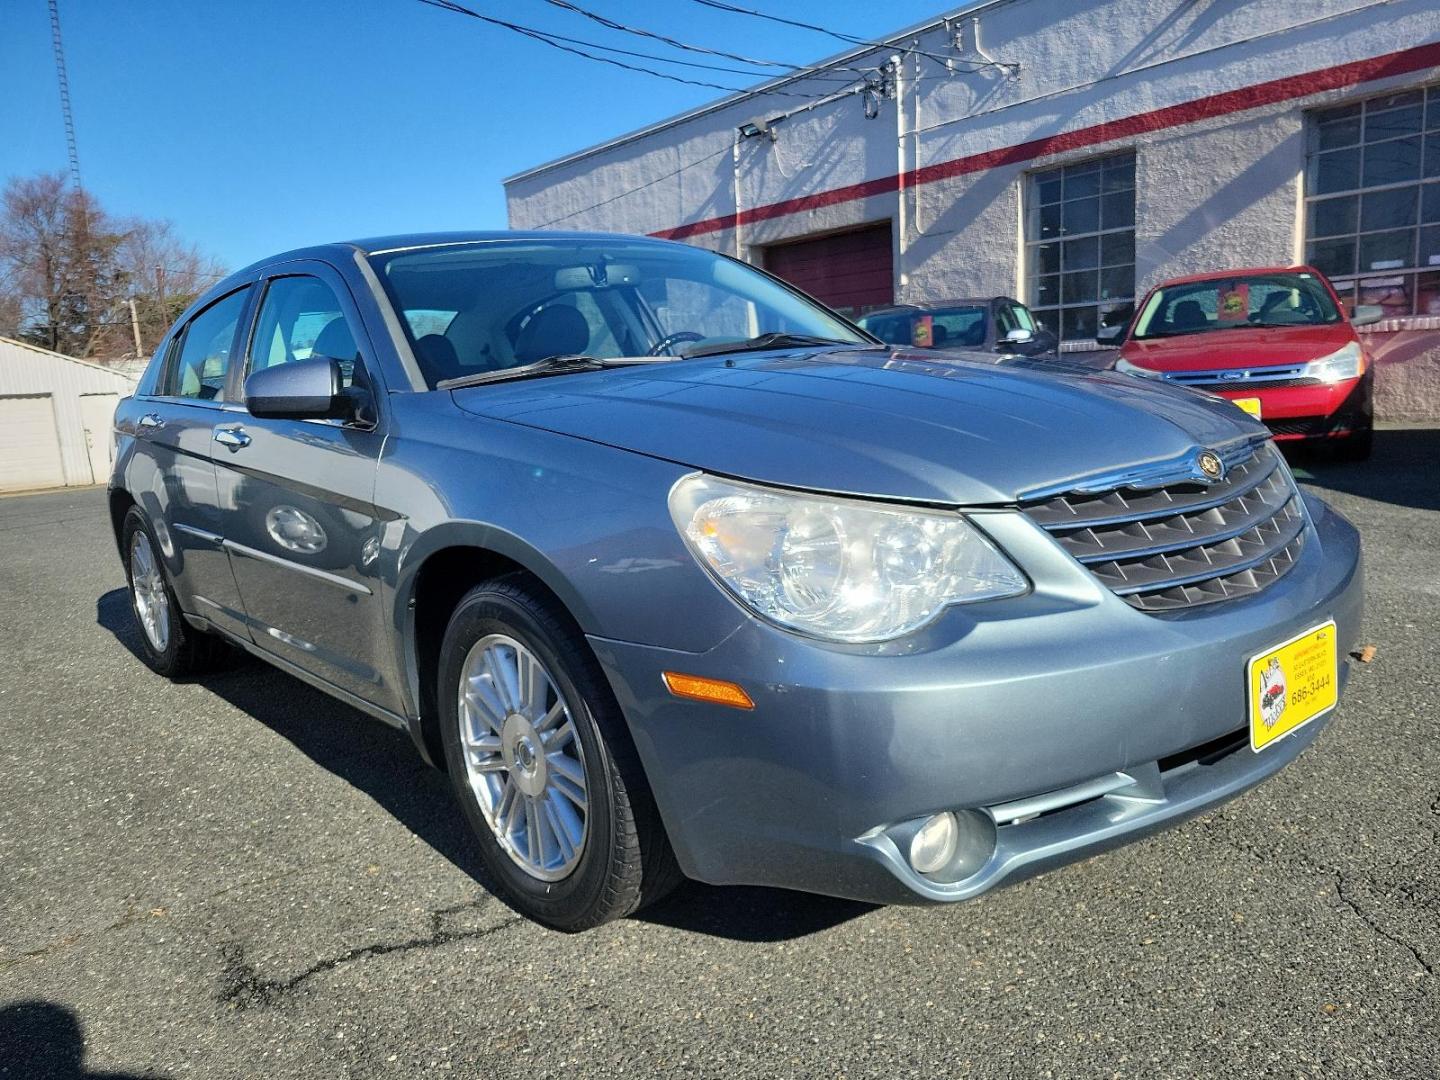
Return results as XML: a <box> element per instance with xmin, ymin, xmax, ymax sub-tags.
<box><xmin>668</xmin><ymin>474</ymin><xmax>1028</xmax><ymax>643</ymax></box>
<box><xmin>1301</xmin><ymin>341</ymin><xmax>1365</xmax><ymax>383</ymax></box>
<box><xmin>1114</xmin><ymin>357</ymin><xmax>1162</xmax><ymax>378</ymax></box>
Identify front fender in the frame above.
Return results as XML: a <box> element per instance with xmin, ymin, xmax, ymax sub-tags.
<box><xmin>375</xmin><ymin>393</ymin><xmax>748</xmax><ymax>731</ymax></box>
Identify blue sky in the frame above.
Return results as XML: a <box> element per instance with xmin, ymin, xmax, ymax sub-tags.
<box><xmin>1</xmin><ymin>0</ymin><xmax>945</xmax><ymax>271</ymax></box>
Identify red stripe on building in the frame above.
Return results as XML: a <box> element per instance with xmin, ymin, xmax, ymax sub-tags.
<box><xmin>651</xmin><ymin>40</ymin><xmax>1440</xmax><ymax>242</ymax></box>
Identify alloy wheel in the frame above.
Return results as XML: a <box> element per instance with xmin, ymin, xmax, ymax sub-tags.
<box><xmin>129</xmin><ymin>531</ymin><xmax>171</xmax><ymax>653</ymax></box>
<box><xmin>457</xmin><ymin>633</ymin><xmax>589</xmax><ymax>881</ymax></box>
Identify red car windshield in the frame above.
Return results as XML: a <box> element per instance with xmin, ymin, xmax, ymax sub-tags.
<box><xmin>1132</xmin><ymin>273</ymin><xmax>1342</xmax><ymax>340</ymax></box>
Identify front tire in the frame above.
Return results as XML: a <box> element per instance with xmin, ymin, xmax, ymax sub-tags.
<box><xmin>121</xmin><ymin>507</ymin><xmax>230</xmax><ymax>678</ymax></box>
<box><xmin>438</xmin><ymin>576</ymin><xmax>681</xmax><ymax>931</ymax></box>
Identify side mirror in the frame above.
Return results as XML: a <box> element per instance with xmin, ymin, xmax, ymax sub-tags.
<box><xmin>1095</xmin><ymin>324</ymin><xmax>1126</xmax><ymax>344</ymax></box>
<box><xmin>1002</xmin><ymin>327</ymin><xmax>1034</xmax><ymax>344</ymax></box>
<box><xmin>1349</xmin><ymin>304</ymin><xmax>1385</xmax><ymax>327</ymax></box>
<box><xmin>245</xmin><ymin>356</ymin><xmax>354</xmax><ymax>420</ymax></box>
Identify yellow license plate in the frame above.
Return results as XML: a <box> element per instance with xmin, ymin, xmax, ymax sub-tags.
<box><xmin>1233</xmin><ymin>397</ymin><xmax>1263</xmax><ymax>418</ymax></box>
<box><xmin>1248</xmin><ymin>621</ymin><xmax>1338</xmax><ymax>751</ymax></box>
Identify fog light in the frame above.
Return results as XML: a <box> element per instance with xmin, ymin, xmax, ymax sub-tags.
<box><xmin>909</xmin><ymin>812</ymin><xmax>959</xmax><ymax>875</ymax></box>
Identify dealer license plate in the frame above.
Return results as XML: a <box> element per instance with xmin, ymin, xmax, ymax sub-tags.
<box><xmin>1233</xmin><ymin>397</ymin><xmax>1263</xmax><ymax>419</ymax></box>
<box><xmin>1248</xmin><ymin>621</ymin><xmax>1338</xmax><ymax>751</ymax></box>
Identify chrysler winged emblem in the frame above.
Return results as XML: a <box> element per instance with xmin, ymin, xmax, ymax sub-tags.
<box><xmin>1196</xmin><ymin>449</ymin><xmax>1225</xmax><ymax>482</ymax></box>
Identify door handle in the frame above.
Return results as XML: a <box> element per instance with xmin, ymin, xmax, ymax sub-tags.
<box><xmin>213</xmin><ymin>426</ymin><xmax>251</xmax><ymax>450</ymax></box>
<box><xmin>138</xmin><ymin>413</ymin><xmax>165</xmax><ymax>431</ymax></box>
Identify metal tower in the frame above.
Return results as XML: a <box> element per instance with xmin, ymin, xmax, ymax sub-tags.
<box><xmin>48</xmin><ymin>0</ymin><xmax>82</xmax><ymax>189</ymax></box>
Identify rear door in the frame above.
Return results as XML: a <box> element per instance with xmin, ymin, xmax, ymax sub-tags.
<box><xmin>126</xmin><ymin>285</ymin><xmax>254</xmax><ymax>637</ymax></box>
<box><xmin>215</xmin><ymin>262</ymin><xmax>396</xmax><ymax>710</ymax></box>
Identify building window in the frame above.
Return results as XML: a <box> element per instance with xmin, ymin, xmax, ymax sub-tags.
<box><xmin>1026</xmin><ymin>151</ymin><xmax>1136</xmax><ymax>342</ymax></box>
<box><xmin>1305</xmin><ymin>85</ymin><xmax>1440</xmax><ymax>318</ymax></box>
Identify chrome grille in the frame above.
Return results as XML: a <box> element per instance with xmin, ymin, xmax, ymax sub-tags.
<box><xmin>1021</xmin><ymin>440</ymin><xmax>1307</xmax><ymax>612</ymax></box>
<box><xmin>1160</xmin><ymin>365</ymin><xmax>1316</xmax><ymax>391</ymax></box>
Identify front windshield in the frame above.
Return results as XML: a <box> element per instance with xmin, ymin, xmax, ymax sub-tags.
<box><xmin>368</xmin><ymin>239</ymin><xmax>870</xmax><ymax>388</ymax></box>
<box><xmin>1132</xmin><ymin>272</ymin><xmax>1341</xmax><ymax>340</ymax></box>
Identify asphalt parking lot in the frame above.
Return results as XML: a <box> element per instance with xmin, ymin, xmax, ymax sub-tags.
<box><xmin>1</xmin><ymin>428</ymin><xmax>1436</xmax><ymax>1080</ymax></box>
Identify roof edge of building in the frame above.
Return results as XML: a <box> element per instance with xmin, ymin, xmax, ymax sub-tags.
<box><xmin>501</xmin><ymin>0</ymin><xmax>1002</xmax><ymax>188</ymax></box>
<box><xmin>0</xmin><ymin>336</ymin><xmax>139</xmax><ymax>376</ymax></box>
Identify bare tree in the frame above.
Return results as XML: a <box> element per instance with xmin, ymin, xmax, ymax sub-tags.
<box><xmin>0</xmin><ymin>171</ymin><xmax>224</xmax><ymax>360</ymax></box>
<box><xmin>115</xmin><ymin>217</ymin><xmax>226</xmax><ymax>355</ymax></box>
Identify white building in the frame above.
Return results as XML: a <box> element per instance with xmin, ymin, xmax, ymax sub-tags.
<box><xmin>505</xmin><ymin>0</ymin><xmax>1440</xmax><ymax>419</ymax></box>
<box><xmin>0</xmin><ymin>337</ymin><xmax>136</xmax><ymax>493</ymax></box>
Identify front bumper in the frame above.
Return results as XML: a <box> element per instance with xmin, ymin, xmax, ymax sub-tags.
<box><xmin>1216</xmin><ymin>372</ymin><xmax>1372</xmax><ymax>442</ymax></box>
<box><xmin>590</xmin><ymin>493</ymin><xmax>1364</xmax><ymax>905</ymax></box>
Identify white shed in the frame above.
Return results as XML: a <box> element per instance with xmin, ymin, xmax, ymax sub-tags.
<box><xmin>0</xmin><ymin>337</ymin><xmax>137</xmax><ymax>493</ymax></box>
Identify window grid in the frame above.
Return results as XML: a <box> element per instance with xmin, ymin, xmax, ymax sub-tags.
<box><xmin>1025</xmin><ymin>151</ymin><xmax>1137</xmax><ymax>342</ymax></box>
<box><xmin>1304</xmin><ymin>84</ymin><xmax>1440</xmax><ymax>318</ymax></box>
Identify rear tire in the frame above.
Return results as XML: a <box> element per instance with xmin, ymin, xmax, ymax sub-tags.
<box><xmin>438</xmin><ymin>575</ymin><xmax>682</xmax><ymax>931</ymax></box>
<box><xmin>121</xmin><ymin>507</ymin><xmax>231</xmax><ymax>678</ymax></box>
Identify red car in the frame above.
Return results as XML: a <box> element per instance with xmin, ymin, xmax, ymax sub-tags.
<box><xmin>1103</xmin><ymin>267</ymin><xmax>1382</xmax><ymax>460</ymax></box>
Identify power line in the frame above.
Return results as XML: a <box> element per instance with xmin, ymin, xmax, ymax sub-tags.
<box><xmin>534</xmin><ymin>144</ymin><xmax>733</xmax><ymax>228</ymax></box>
<box><xmin>540</xmin><ymin>0</ymin><xmax>880</xmax><ymax>78</ymax></box>
<box><xmin>424</xmin><ymin>0</ymin><xmax>854</xmax><ymax>82</ymax></box>
<box><xmin>533</xmin><ymin>64</ymin><xmax>890</xmax><ymax>227</ymax></box>
<box><xmin>688</xmin><ymin>0</ymin><xmax>1015</xmax><ymax>74</ymax></box>
<box><xmin>47</xmin><ymin>0</ymin><xmax>81</xmax><ymax>189</ymax></box>
<box><xmin>417</xmin><ymin>0</ymin><xmax>851</xmax><ymax>98</ymax></box>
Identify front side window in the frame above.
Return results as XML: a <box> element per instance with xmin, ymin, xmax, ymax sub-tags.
<box><xmin>248</xmin><ymin>276</ymin><xmax>360</xmax><ymax>387</ymax></box>
<box><xmin>369</xmin><ymin>240</ymin><xmax>869</xmax><ymax>388</ymax></box>
<box><xmin>161</xmin><ymin>287</ymin><xmax>251</xmax><ymax>400</ymax></box>
<box><xmin>1026</xmin><ymin>151</ymin><xmax>1136</xmax><ymax>342</ymax></box>
<box><xmin>1132</xmin><ymin>272</ymin><xmax>1340</xmax><ymax>340</ymax></box>
<box><xmin>996</xmin><ymin>302</ymin><xmax>1036</xmax><ymax>336</ymax></box>
<box><xmin>1305</xmin><ymin>85</ymin><xmax>1440</xmax><ymax>317</ymax></box>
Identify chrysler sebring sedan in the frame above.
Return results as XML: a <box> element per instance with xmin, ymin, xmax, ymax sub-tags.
<box><xmin>109</xmin><ymin>233</ymin><xmax>1363</xmax><ymax>931</ymax></box>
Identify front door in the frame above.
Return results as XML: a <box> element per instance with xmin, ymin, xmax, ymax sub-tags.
<box><xmin>214</xmin><ymin>264</ymin><xmax>397</xmax><ymax>711</ymax></box>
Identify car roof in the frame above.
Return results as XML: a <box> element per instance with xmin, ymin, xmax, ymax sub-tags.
<box><xmin>861</xmin><ymin>298</ymin><xmax>1001</xmax><ymax>317</ymax></box>
<box><xmin>1150</xmin><ymin>265</ymin><xmax>1321</xmax><ymax>286</ymax></box>
<box><xmin>174</xmin><ymin>231</ymin><xmax>697</xmax><ymax>342</ymax></box>
<box><xmin>228</xmin><ymin>230</ymin><xmax>678</xmax><ymax>277</ymax></box>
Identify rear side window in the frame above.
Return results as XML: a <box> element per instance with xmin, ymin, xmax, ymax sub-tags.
<box><xmin>248</xmin><ymin>276</ymin><xmax>360</xmax><ymax>388</ymax></box>
<box><xmin>162</xmin><ymin>288</ymin><xmax>250</xmax><ymax>400</ymax></box>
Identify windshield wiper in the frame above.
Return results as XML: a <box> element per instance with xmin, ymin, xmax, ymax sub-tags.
<box><xmin>681</xmin><ymin>332</ymin><xmax>859</xmax><ymax>359</ymax></box>
<box><xmin>437</xmin><ymin>354</ymin><xmax>665</xmax><ymax>390</ymax></box>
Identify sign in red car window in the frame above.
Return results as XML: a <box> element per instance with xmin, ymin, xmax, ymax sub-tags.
<box><xmin>1219</xmin><ymin>283</ymin><xmax>1250</xmax><ymax>322</ymax></box>
<box><xmin>912</xmin><ymin>314</ymin><xmax>935</xmax><ymax>347</ymax></box>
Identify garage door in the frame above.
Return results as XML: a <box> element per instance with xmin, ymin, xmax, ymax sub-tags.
<box><xmin>0</xmin><ymin>394</ymin><xmax>66</xmax><ymax>493</ymax></box>
<box><xmin>762</xmin><ymin>223</ymin><xmax>894</xmax><ymax>318</ymax></box>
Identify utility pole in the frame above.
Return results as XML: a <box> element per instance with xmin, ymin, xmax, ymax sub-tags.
<box><xmin>128</xmin><ymin>297</ymin><xmax>144</xmax><ymax>356</ymax></box>
<box><xmin>48</xmin><ymin>0</ymin><xmax>82</xmax><ymax>190</ymax></box>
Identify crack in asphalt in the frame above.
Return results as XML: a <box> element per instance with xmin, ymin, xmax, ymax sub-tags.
<box><xmin>217</xmin><ymin>899</ymin><xmax>523</xmax><ymax>1010</ymax></box>
<box><xmin>1200</xmin><ymin>820</ymin><xmax>1434</xmax><ymax>980</ymax></box>
<box><xmin>1331</xmin><ymin>870</ymin><xmax>1435</xmax><ymax>978</ymax></box>
<box><xmin>0</xmin><ymin>903</ymin><xmax>148</xmax><ymax>973</ymax></box>
<box><xmin>0</xmin><ymin>865</ymin><xmax>332</xmax><ymax>974</ymax></box>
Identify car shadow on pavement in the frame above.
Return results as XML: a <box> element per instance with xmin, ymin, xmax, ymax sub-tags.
<box><xmin>0</xmin><ymin>1000</ymin><xmax>163</xmax><ymax>1080</ymax></box>
<box><xmin>1286</xmin><ymin>425</ymin><xmax>1440</xmax><ymax>512</ymax></box>
<box><xmin>94</xmin><ymin>590</ymin><xmax>874</xmax><ymax>943</ymax></box>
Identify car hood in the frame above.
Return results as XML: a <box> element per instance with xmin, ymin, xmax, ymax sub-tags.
<box><xmin>1120</xmin><ymin>322</ymin><xmax>1354</xmax><ymax>372</ymax></box>
<box><xmin>451</xmin><ymin>347</ymin><xmax>1265</xmax><ymax>505</ymax></box>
